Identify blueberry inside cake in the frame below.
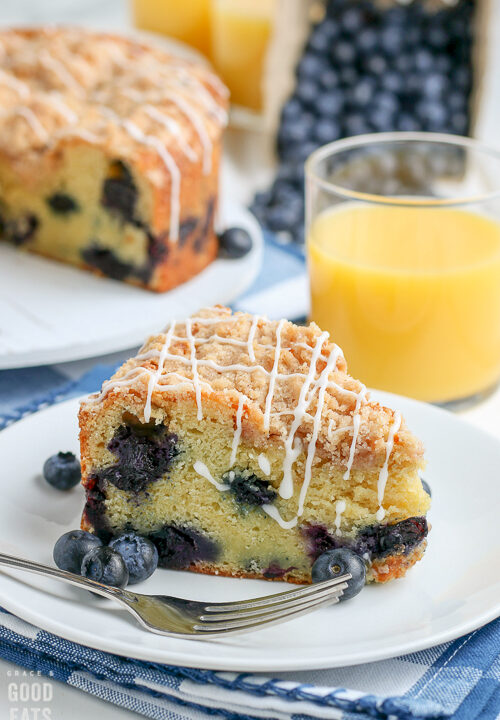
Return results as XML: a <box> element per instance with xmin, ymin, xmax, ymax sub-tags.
<box><xmin>0</xmin><ymin>28</ymin><xmax>228</xmax><ymax>292</ymax></box>
<box><xmin>79</xmin><ymin>306</ymin><xmax>430</xmax><ymax>584</ymax></box>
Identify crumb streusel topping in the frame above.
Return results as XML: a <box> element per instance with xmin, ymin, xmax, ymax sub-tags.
<box><xmin>84</xmin><ymin>306</ymin><xmax>424</xmax><ymax>490</ymax></box>
<box><xmin>0</xmin><ymin>27</ymin><xmax>228</xmax><ymax>193</ymax></box>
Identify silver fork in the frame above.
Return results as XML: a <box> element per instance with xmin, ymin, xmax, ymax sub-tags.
<box><xmin>0</xmin><ymin>552</ymin><xmax>350</xmax><ymax>638</ymax></box>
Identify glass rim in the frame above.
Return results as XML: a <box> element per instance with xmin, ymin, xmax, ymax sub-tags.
<box><xmin>305</xmin><ymin>131</ymin><xmax>500</xmax><ymax>207</ymax></box>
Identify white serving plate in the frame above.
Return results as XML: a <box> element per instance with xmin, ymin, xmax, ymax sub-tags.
<box><xmin>0</xmin><ymin>390</ymin><xmax>498</xmax><ymax>671</ymax></box>
<box><xmin>0</xmin><ymin>202</ymin><xmax>262</xmax><ymax>369</ymax></box>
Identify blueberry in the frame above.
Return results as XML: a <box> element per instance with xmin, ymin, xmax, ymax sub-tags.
<box><xmin>340</xmin><ymin>7</ymin><xmax>365</xmax><ymax>34</ymax></box>
<box><xmin>47</xmin><ymin>192</ymin><xmax>79</xmax><ymax>215</ymax></box>
<box><xmin>281</xmin><ymin>97</ymin><xmax>302</xmax><ymax>122</ymax></box>
<box><xmin>422</xmin><ymin>73</ymin><xmax>448</xmax><ymax>98</ymax></box>
<box><xmin>265</xmin><ymin>204</ymin><xmax>302</xmax><ymax>233</ymax></box>
<box><xmin>372</xmin><ymin>92</ymin><xmax>399</xmax><ymax>116</ymax></box>
<box><xmin>448</xmin><ymin>91</ymin><xmax>467</xmax><ymax>112</ymax></box>
<box><xmin>357</xmin><ymin>27</ymin><xmax>378</xmax><ymax>55</ymax></box>
<box><xmin>297</xmin><ymin>54</ymin><xmax>327</xmax><ymax>81</ymax></box>
<box><xmin>343</xmin><ymin>114</ymin><xmax>370</xmax><ymax>137</ymax></box>
<box><xmin>43</xmin><ymin>452</ymin><xmax>81</xmax><ymax>490</ymax></box>
<box><xmin>396</xmin><ymin>114</ymin><xmax>421</xmax><ymax>132</ymax></box>
<box><xmin>364</xmin><ymin>54</ymin><xmax>388</xmax><ymax>77</ymax></box>
<box><xmin>380</xmin><ymin>71</ymin><xmax>404</xmax><ymax>95</ymax></box>
<box><xmin>315</xmin><ymin>91</ymin><xmax>344</xmax><ymax>118</ymax></box>
<box><xmin>217</xmin><ymin>227</ymin><xmax>252</xmax><ymax>259</ymax></box>
<box><xmin>452</xmin><ymin>67</ymin><xmax>472</xmax><ymax>91</ymax></box>
<box><xmin>311</xmin><ymin>548</ymin><xmax>366</xmax><ymax>601</ymax></box>
<box><xmin>427</xmin><ymin>26</ymin><xmax>448</xmax><ymax>51</ymax></box>
<box><xmin>370</xmin><ymin>109</ymin><xmax>396</xmax><ymax>133</ymax></box>
<box><xmin>394</xmin><ymin>53</ymin><xmax>413</xmax><ymax>74</ymax></box>
<box><xmin>450</xmin><ymin>112</ymin><xmax>468</xmax><ymax>135</ymax></box>
<box><xmin>109</xmin><ymin>532</ymin><xmax>158</xmax><ymax>585</ymax></box>
<box><xmin>81</xmin><ymin>243</ymin><xmax>134</xmax><ymax>281</ymax></box>
<box><xmin>271</xmin><ymin>181</ymin><xmax>301</xmax><ymax>205</ymax></box>
<box><xmin>379</xmin><ymin>27</ymin><xmax>404</xmax><ymax>56</ymax></box>
<box><xmin>278</xmin><ymin>113</ymin><xmax>314</xmax><ymax>146</ymax></box>
<box><xmin>295</xmin><ymin>80</ymin><xmax>320</xmax><ymax>107</ymax></box>
<box><xmin>97</xmin><ymin>423</ymin><xmax>179</xmax><ymax>494</ymax></box>
<box><xmin>421</xmin><ymin>478</ymin><xmax>432</xmax><ymax>498</ymax></box>
<box><xmin>347</xmin><ymin>78</ymin><xmax>376</xmax><ymax>108</ymax></box>
<box><xmin>319</xmin><ymin>69</ymin><xmax>339</xmax><ymax>91</ymax></box>
<box><xmin>149</xmin><ymin>524</ymin><xmax>220</xmax><ymax>569</ymax></box>
<box><xmin>101</xmin><ymin>160</ymin><xmax>138</xmax><ymax>224</ymax></box>
<box><xmin>338</xmin><ymin>66</ymin><xmax>359</xmax><ymax>88</ymax></box>
<box><xmin>225</xmin><ymin>471</ymin><xmax>278</xmax><ymax>507</ymax></box>
<box><xmin>376</xmin><ymin>517</ymin><xmax>428</xmax><ymax>555</ymax></box>
<box><xmin>276</xmin><ymin>162</ymin><xmax>304</xmax><ymax>187</ymax></box>
<box><xmin>81</xmin><ymin>546</ymin><xmax>129</xmax><ymax>588</ymax></box>
<box><xmin>415</xmin><ymin>49</ymin><xmax>435</xmax><ymax>73</ymax></box>
<box><xmin>331</xmin><ymin>40</ymin><xmax>357</xmax><ymax>66</ymax></box>
<box><xmin>416</xmin><ymin>101</ymin><xmax>448</xmax><ymax>130</ymax></box>
<box><xmin>307</xmin><ymin>26</ymin><xmax>334</xmax><ymax>55</ymax></box>
<box><xmin>314</xmin><ymin>118</ymin><xmax>341</xmax><ymax>145</ymax></box>
<box><xmin>53</xmin><ymin>530</ymin><xmax>103</xmax><ymax>574</ymax></box>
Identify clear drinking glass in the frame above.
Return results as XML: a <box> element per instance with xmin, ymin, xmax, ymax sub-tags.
<box><xmin>305</xmin><ymin>132</ymin><xmax>500</xmax><ymax>407</ymax></box>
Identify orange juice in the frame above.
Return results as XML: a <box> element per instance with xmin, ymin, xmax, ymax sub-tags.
<box><xmin>132</xmin><ymin>0</ymin><xmax>211</xmax><ymax>56</ymax></box>
<box><xmin>210</xmin><ymin>0</ymin><xmax>275</xmax><ymax>111</ymax></box>
<box><xmin>308</xmin><ymin>204</ymin><xmax>500</xmax><ymax>402</ymax></box>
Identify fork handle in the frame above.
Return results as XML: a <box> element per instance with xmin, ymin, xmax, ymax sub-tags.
<box><xmin>0</xmin><ymin>551</ymin><xmax>130</xmax><ymax>601</ymax></box>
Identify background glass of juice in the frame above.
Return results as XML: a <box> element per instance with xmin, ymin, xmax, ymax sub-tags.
<box><xmin>306</xmin><ymin>132</ymin><xmax>500</xmax><ymax>407</ymax></box>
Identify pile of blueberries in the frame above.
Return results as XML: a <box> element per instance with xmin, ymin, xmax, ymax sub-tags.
<box><xmin>44</xmin><ymin>452</ymin><xmax>158</xmax><ymax>589</ymax></box>
<box><xmin>251</xmin><ymin>0</ymin><xmax>475</xmax><ymax>245</ymax></box>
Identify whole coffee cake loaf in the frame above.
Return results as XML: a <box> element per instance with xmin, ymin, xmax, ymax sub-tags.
<box><xmin>0</xmin><ymin>27</ymin><xmax>228</xmax><ymax>291</ymax></box>
<box><xmin>79</xmin><ymin>306</ymin><xmax>430</xmax><ymax>584</ymax></box>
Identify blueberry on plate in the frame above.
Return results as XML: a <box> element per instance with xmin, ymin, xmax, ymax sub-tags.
<box><xmin>43</xmin><ymin>452</ymin><xmax>81</xmax><ymax>490</ymax></box>
<box><xmin>311</xmin><ymin>548</ymin><xmax>366</xmax><ymax>601</ymax></box>
<box><xmin>53</xmin><ymin>530</ymin><xmax>103</xmax><ymax>574</ymax></box>
<box><xmin>109</xmin><ymin>532</ymin><xmax>158</xmax><ymax>585</ymax></box>
<box><xmin>217</xmin><ymin>227</ymin><xmax>253</xmax><ymax>259</ymax></box>
<box><xmin>421</xmin><ymin>478</ymin><xmax>432</xmax><ymax>498</ymax></box>
<box><xmin>81</xmin><ymin>546</ymin><xmax>129</xmax><ymax>588</ymax></box>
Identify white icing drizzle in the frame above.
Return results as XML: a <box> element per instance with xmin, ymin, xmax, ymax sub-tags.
<box><xmin>39</xmin><ymin>49</ymin><xmax>84</xmax><ymax>97</ymax></box>
<box><xmin>7</xmin><ymin>107</ymin><xmax>49</xmax><ymax>142</ymax></box>
<box><xmin>262</xmin><ymin>504</ymin><xmax>298</xmax><ymax>530</ymax></box>
<box><xmin>257</xmin><ymin>453</ymin><xmax>271</xmax><ymax>476</ymax></box>
<box><xmin>263</xmin><ymin>318</ymin><xmax>286</xmax><ymax>432</ymax></box>
<box><xmin>44</xmin><ymin>93</ymin><xmax>78</xmax><ymax>123</ymax></box>
<box><xmin>185</xmin><ymin>318</ymin><xmax>202</xmax><ymax>420</ymax></box>
<box><xmin>327</xmin><ymin>419</ymin><xmax>354</xmax><ymax>440</ymax></box>
<box><xmin>335</xmin><ymin>500</ymin><xmax>346</xmax><ymax>536</ymax></box>
<box><xmin>298</xmin><ymin>344</ymin><xmax>343</xmax><ymax>517</ymax></box>
<box><xmin>0</xmin><ymin>70</ymin><xmax>30</xmax><ymax>98</ymax></box>
<box><xmin>376</xmin><ymin>411</ymin><xmax>402</xmax><ymax>522</ymax></box>
<box><xmin>246</xmin><ymin>314</ymin><xmax>260</xmax><ymax>363</ymax></box>
<box><xmin>162</xmin><ymin>91</ymin><xmax>213</xmax><ymax>174</ymax></box>
<box><xmin>230</xmin><ymin>395</ymin><xmax>245</xmax><ymax>467</ymax></box>
<box><xmin>144</xmin><ymin>319</ymin><xmax>176</xmax><ymax>422</ymax></box>
<box><xmin>143</xmin><ymin>104</ymin><xmax>198</xmax><ymax>162</ymax></box>
<box><xmin>279</xmin><ymin>331</ymin><xmax>329</xmax><ymax>500</ymax></box>
<box><xmin>193</xmin><ymin>461</ymin><xmax>230</xmax><ymax>491</ymax></box>
<box><xmin>343</xmin><ymin>387</ymin><xmax>367</xmax><ymax>480</ymax></box>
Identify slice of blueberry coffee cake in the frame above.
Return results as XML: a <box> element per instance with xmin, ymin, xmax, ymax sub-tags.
<box><xmin>79</xmin><ymin>306</ymin><xmax>430</xmax><ymax>584</ymax></box>
<box><xmin>0</xmin><ymin>28</ymin><xmax>228</xmax><ymax>291</ymax></box>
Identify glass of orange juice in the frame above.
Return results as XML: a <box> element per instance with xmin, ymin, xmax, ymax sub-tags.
<box><xmin>306</xmin><ymin>132</ymin><xmax>500</xmax><ymax>407</ymax></box>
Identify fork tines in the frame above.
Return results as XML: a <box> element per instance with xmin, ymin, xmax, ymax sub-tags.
<box><xmin>195</xmin><ymin>574</ymin><xmax>351</xmax><ymax>633</ymax></box>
